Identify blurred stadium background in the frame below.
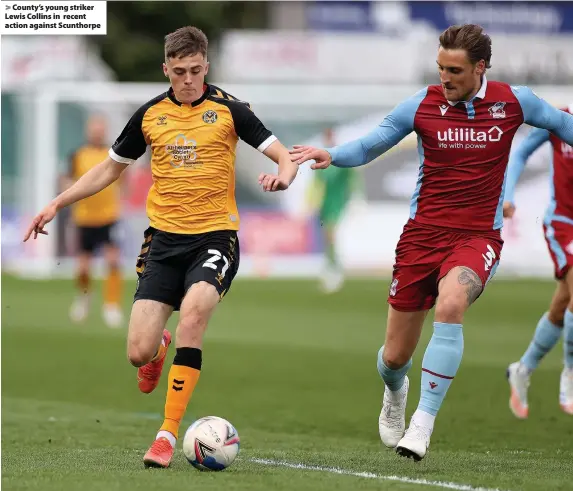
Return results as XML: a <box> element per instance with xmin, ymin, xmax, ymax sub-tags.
<box><xmin>3</xmin><ymin>0</ymin><xmax>573</xmax><ymax>281</ymax></box>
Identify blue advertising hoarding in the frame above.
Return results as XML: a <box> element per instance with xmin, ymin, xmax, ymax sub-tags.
<box><xmin>306</xmin><ymin>1</ymin><xmax>573</xmax><ymax>34</ymax></box>
<box><xmin>409</xmin><ymin>1</ymin><xmax>573</xmax><ymax>35</ymax></box>
<box><xmin>306</xmin><ymin>1</ymin><xmax>375</xmax><ymax>32</ymax></box>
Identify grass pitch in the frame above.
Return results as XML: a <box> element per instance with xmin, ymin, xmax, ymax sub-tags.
<box><xmin>2</xmin><ymin>275</ymin><xmax>572</xmax><ymax>490</ymax></box>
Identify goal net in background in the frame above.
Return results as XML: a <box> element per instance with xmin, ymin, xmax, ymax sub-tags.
<box><xmin>3</xmin><ymin>79</ymin><xmax>573</xmax><ymax>281</ymax></box>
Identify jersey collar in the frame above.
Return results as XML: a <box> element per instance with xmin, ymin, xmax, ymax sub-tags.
<box><xmin>168</xmin><ymin>84</ymin><xmax>211</xmax><ymax>107</ymax></box>
<box><xmin>446</xmin><ymin>75</ymin><xmax>488</xmax><ymax>106</ymax></box>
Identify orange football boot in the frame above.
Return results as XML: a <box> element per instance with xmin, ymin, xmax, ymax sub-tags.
<box><xmin>143</xmin><ymin>437</ymin><xmax>174</xmax><ymax>468</ymax></box>
<box><xmin>138</xmin><ymin>329</ymin><xmax>172</xmax><ymax>394</ymax></box>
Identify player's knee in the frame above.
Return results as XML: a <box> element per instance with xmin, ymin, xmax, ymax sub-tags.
<box><xmin>180</xmin><ymin>304</ymin><xmax>206</xmax><ymax>329</ymax></box>
<box><xmin>177</xmin><ymin>283</ymin><xmax>219</xmax><ymax>345</ymax></box>
<box><xmin>177</xmin><ymin>307</ymin><xmax>206</xmax><ymax>345</ymax></box>
<box><xmin>548</xmin><ymin>312</ymin><xmax>565</xmax><ymax>327</ymax></box>
<box><xmin>382</xmin><ymin>345</ymin><xmax>412</xmax><ymax>369</ymax></box>
<box><xmin>77</xmin><ymin>255</ymin><xmax>91</xmax><ymax>273</ymax></box>
<box><xmin>383</xmin><ymin>353</ymin><xmax>411</xmax><ymax>370</ymax></box>
<box><xmin>548</xmin><ymin>289</ymin><xmax>570</xmax><ymax>325</ymax></box>
<box><xmin>548</xmin><ymin>305</ymin><xmax>567</xmax><ymax>326</ymax></box>
<box><xmin>127</xmin><ymin>342</ymin><xmax>156</xmax><ymax>367</ymax></box>
<box><xmin>106</xmin><ymin>248</ymin><xmax>119</xmax><ymax>266</ymax></box>
<box><xmin>435</xmin><ymin>293</ymin><xmax>467</xmax><ymax>323</ymax></box>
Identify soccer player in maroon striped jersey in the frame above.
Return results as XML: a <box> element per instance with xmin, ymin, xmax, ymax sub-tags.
<box><xmin>291</xmin><ymin>24</ymin><xmax>573</xmax><ymax>460</ymax></box>
<box><xmin>504</xmin><ymin>104</ymin><xmax>573</xmax><ymax>419</ymax></box>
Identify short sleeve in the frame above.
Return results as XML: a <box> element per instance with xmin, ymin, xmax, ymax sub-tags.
<box><xmin>109</xmin><ymin>106</ymin><xmax>149</xmax><ymax>164</ymax></box>
<box><xmin>227</xmin><ymin>102</ymin><xmax>276</xmax><ymax>152</ymax></box>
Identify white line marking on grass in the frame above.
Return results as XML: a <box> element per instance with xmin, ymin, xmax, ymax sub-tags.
<box><xmin>250</xmin><ymin>458</ymin><xmax>507</xmax><ymax>491</ymax></box>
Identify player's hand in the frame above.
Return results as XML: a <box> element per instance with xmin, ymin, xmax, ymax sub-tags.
<box><xmin>23</xmin><ymin>202</ymin><xmax>58</xmax><ymax>242</ymax></box>
<box><xmin>290</xmin><ymin>145</ymin><xmax>332</xmax><ymax>170</ymax></box>
<box><xmin>503</xmin><ymin>201</ymin><xmax>516</xmax><ymax>219</ymax></box>
<box><xmin>258</xmin><ymin>173</ymin><xmax>290</xmax><ymax>192</ymax></box>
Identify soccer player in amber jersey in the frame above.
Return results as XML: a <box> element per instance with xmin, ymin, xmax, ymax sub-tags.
<box><xmin>64</xmin><ymin>114</ymin><xmax>124</xmax><ymax>328</ymax></box>
<box><xmin>291</xmin><ymin>24</ymin><xmax>573</xmax><ymax>460</ymax></box>
<box><xmin>24</xmin><ymin>26</ymin><xmax>298</xmax><ymax>468</ymax></box>
<box><xmin>503</xmin><ymin>104</ymin><xmax>573</xmax><ymax>418</ymax></box>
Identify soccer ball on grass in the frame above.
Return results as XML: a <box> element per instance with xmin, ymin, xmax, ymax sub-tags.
<box><xmin>182</xmin><ymin>416</ymin><xmax>240</xmax><ymax>471</ymax></box>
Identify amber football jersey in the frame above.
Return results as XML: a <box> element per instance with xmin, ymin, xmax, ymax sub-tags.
<box><xmin>108</xmin><ymin>84</ymin><xmax>276</xmax><ymax>234</ymax></box>
<box><xmin>70</xmin><ymin>145</ymin><xmax>120</xmax><ymax>227</ymax></box>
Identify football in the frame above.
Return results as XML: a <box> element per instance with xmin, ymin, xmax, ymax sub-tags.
<box><xmin>182</xmin><ymin>416</ymin><xmax>240</xmax><ymax>471</ymax></box>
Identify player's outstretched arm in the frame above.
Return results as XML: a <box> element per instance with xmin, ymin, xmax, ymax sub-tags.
<box><xmin>258</xmin><ymin>140</ymin><xmax>298</xmax><ymax>192</ymax></box>
<box><xmin>291</xmin><ymin>88</ymin><xmax>426</xmax><ymax>169</ymax></box>
<box><xmin>503</xmin><ymin>127</ymin><xmax>550</xmax><ymax>218</ymax></box>
<box><xmin>513</xmin><ymin>86</ymin><xmax>573</xmax><ymax>145</ymax></box>
<box><xmin>289</xmin><ymin>118</ymin><xmax>409</xmax><ymax>170</ymax></box>
<box><xmin>23</xmin><ymin>157</ymin><xmax>128</xmax><ymax>241</ymax></box>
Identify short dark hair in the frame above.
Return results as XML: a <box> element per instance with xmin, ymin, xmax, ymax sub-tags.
<box><xmin>439</xmin><ymin>24</ymin><xmax>492</xmax><ymax>69</ymax></box>
<box><xmin>164</xmin><ymin>26</ymin><xmax>208</xmax><ymax>60</ymax></box>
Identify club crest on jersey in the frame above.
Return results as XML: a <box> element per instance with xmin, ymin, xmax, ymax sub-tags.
<box><xmin>203</xmin><ymin>110</ymin><xmax>218</xmax><ymax>124</ymax></box>
<box><xmin>488</xmin><ymin>102</ymin><xmax>506</xmax><ymax>119</ymax></box>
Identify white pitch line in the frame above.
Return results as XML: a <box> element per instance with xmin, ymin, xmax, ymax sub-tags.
<box><xmin>250</xmin><ymin>458</ymin><xmax>507</xmax><ymax>491</ymax></box>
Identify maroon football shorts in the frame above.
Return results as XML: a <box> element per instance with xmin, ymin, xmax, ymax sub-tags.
<box><xmin>543</xmin><ymin>220</ymin><xmax>573</xmax><ymax>280</ymax></box>
<box><xmin>388</xmin><ymin>219</ymin><xmax>504</xmax><ymax>312</ymax></box>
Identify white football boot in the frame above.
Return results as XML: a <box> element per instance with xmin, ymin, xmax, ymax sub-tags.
<box><xmin>507</xmin><ymin>361</ymin><xmax>530</xmax><ymax>419</ymax></box>
<box><xmin>69</xmin><ymin>294</ymin><xmax>90</xmax><ymax>323</ymax></box>
<box><xmin>396</xmin><ymin>418</ymin><xmax>433</xmax><ymax>461</ymax></box>
<box><xmin>559</xmin><ymin>367</ymin><xmax>573</xmax><ymax>415</ymax></box>
<box><xmin>103</xmin><ymin>303</ymin><xmax>124</xmax><ymax>329</ymax></box>
<box><xmin>320</xmin><ymin>267</ymin><xmax>344</xmax><ymax>294</ymax></box>
<box><xmin>378</xmin><ymin>376</ymin><xmax>409</xmax><ymax>448</ymax></box>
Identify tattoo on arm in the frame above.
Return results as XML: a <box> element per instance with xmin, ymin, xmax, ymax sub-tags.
<box><xmin>457</xmin><ymin>267</ymin><xmax>483</xmax><ymax>305</ymax></box>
